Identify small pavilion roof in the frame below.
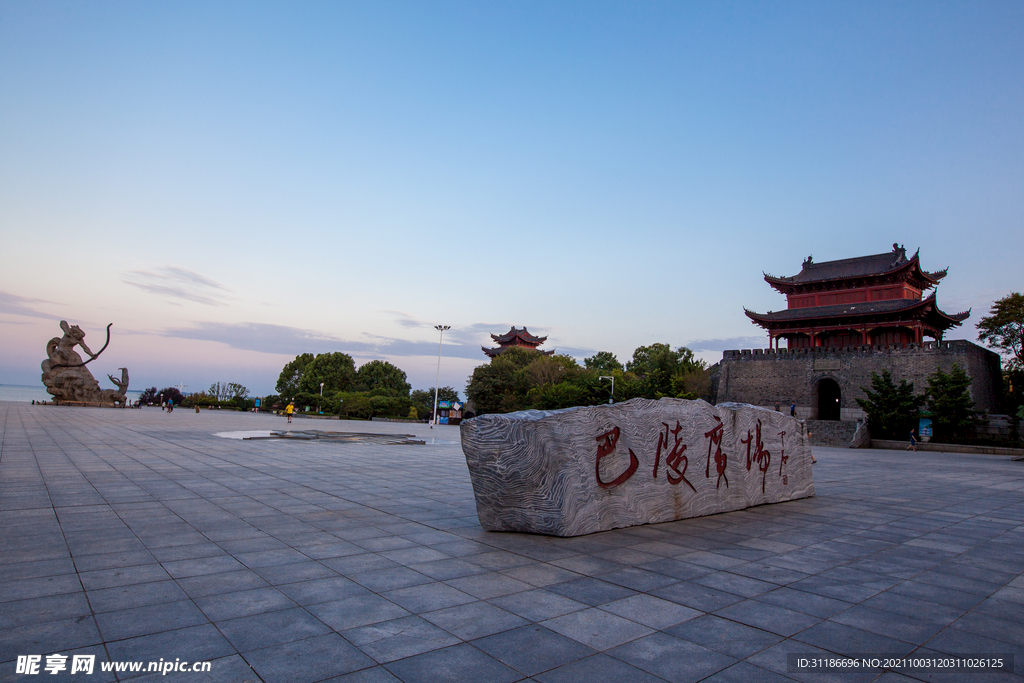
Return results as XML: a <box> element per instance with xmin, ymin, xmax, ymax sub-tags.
<box><xmin>482</xmin><ymin>345</ymin><xmax>555</xmax><ymax>358</ymax></box>
<box><xmin>490</xmin><ymin>326</ymin><xmax>548</xmax><ymax>345</ymax></box>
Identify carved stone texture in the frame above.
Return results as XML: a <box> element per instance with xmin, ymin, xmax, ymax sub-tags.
<box><xmin>460</xmin><ymin>398</ymin><xmax>814</xmax><ymax>537</ymax></box>
<box><xmin>40</xmin><ymin>321</ymin><xmax>129</xmax><ymax>405</ymax></box>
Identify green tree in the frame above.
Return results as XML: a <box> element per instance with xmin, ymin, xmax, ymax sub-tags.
<box><xmin>208</xmin><ymin>382</ymin><xmax>249</xmax><ymax>400</ymax></box>
<box><xmin>157</xmin><ymin>387</ymin><xmax>184</xmax><ymax>405</ymax></box>
<box><xmin>926</xmin><ymin>364</ymin><xmax>980</xmax><ymax>443</ymax></box>
<box><xmin>353</xmin><ymin>360</ymin><xmax>411</xmax><ymax>396</ymax></box>
<box><xmin>856</xmin><ymin>370</ymin><xmax>924</xmax><ymax>439</ymax></box>
<box><xmin>276</xmin><ymin>353</ymin><xmax>314</xmax><ymax>395</ymax></box>
<box><xmin>977</xmin><ymin>292</ymin><xmax>1024</xmax><ymax>371</ymax></box>
<box><xmin>524</xmin><ymin>354</ymin><xmax>579</xmax><ymax>387</ymax></box>
<box><xmin>626</xmin><ymin>344</ymin><xmax>708</xmax><ymax>398</ymax></box>
<box><xmin>297</xmin><ymin>352</ymin><xmax>356</xmax><ymax>395</ymax></box>
<box><xmin>410</xmin><ymin>387</ymin><xmax>460</xmax><ymax>420</ymax></box>
<box><xmin>465</xmin><ymin>347</ymin><xmax>538</xmax><ymax>415</ymax></box>
<box><xmin>584</xmin><ymin>351</ymin><xmax>623</xmax><ymax>373</ymax></box>
<box><xmin>337</xmin><ymin>392</ymin><xmax>413</xmax><ymax>419</ymax></box>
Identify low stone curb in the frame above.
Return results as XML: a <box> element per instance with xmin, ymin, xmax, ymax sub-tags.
<box><xmin>871</xmin><ymin>439</ymin><xmax>1024</xmax><ymax>456</ymax></box>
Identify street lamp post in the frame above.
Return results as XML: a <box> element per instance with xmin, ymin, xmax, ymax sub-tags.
<box><xmin>319</xmin><ymin>382</ymin><xmax>324</xmax><ymax>414</ymax></box>
<box><xmin>599</xmin><ymin>376</ymin><xmax>615</xmax><ymax>404</ymax></box>
<box><xmin>431</xmin><ymin>325</ymin><xmax>450</xmax><ymax>429</ymax></box>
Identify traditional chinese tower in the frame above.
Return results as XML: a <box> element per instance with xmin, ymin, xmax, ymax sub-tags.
<box><xmin>745</xmin><ymin>244</ymin><xmax>970</xmax><ymax>350</ymax></box>
<box><xmin>482</xmin><ymin>326</ymin><xmax>555</xmax><ymax>359</ymax></box>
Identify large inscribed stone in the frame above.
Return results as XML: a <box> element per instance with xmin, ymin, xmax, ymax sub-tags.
<box><xmin>461</xmin><ymin>398</ymin><xmax>814</xmax><ymax>537</ymax></box>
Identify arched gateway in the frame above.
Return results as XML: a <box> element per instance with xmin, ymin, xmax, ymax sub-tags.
<box><xmin>816</xmin><ymin>378</ymin><xmax>841</xmax><ymax>420</ymax></box>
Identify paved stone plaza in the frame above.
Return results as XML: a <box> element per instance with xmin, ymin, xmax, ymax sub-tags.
<box><xmin>1</xmin><ymin>403</ymin><xmax>1023</xmax><ymax>683</ymax></box>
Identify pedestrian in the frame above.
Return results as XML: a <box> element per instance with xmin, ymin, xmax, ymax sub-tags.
<box><xmin>808</xmin><ymin>430</ymin><xmax>817</xmax><ymax>463</ymax></box>
<box><xmin>790</xmin><ymin>403</ymin><xmax>796</xmax><ymax>417</ymax></box>
<box><xmin>907</xmin><ymin>428</ymin><xmax>917</xmax><ymax>451</ymax></box>
<box><xmin>286</xmin><ymin>401</ymin><xmax>294</xmax><ymax>424</ymax></box>
<box><xmin>167</xmin><ymin>398</ymin><xmax>173</xmax><ymax>413</ymax></box>
<box><xmin>774</xmin><ymin>402</ymin><xmax>780</xmax><ymax>412</ymax></box>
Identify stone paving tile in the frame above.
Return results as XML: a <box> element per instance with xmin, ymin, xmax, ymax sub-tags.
<box><xmin>276</xmin><ymin>575</ymin><xmax>371</xmax><ymax>605</ymax></box>
<box><xmin>104</xmin><ymin>623</ymin><xmax>236</xmax><ymax>664</ymax></box>
<box><xmin>342</xmin><ymin>615</ymin><xmax>461</xmax><ymax>663</ymax></box>
<box><xmin>383</xmin><ymin>643</ymin><xmax>521</xmax><ymax>683</ymax></box>
<box><xmin>244</xmin><ymin>633</ymin><xmax>374</xmax><ymax>683</ymax></box>
<box><xmin>487</xmin><ymin>588</ymin><xmax>588</xmax><ymax>622</ymax></box>
<box><xmin>599</xmin><ymin>594</ymin><xmax>701</xmax><ymax>629</ymax></box>
<box><xmin>380</xmin><ymin>582</ymin><xmax>475</xmax><ymax>613</ymax></box>
<box><xmin>306</xmin><ymin>594</ymin><xmax>412</xmax><ymax>631</ymax></box>
<box><xmin>0</xmin><ymin>593</ymin><xmax>92</xmax><ymax>629</ymax></box>
<box><xmin>545</xmin><ymin>576</ymin><xmax>637</xmax><ymax>606</ymax></box>
<box><xmin>649</xmin><ymin>579</ymin><xmax>746</xmax><ymax>611</ymax></box>
<box><xmin>443</xmin><ymin>571</ymin><xmax>533</xmax><ymax>599</ymax></box>
<box><xmin>541</xmin><ymin>607</ymin><xmax>654</xmax><ymax>650</ymax></box>
<box><xmin>4</xmin><ymin>406</ymin><xmax>1024</xmax><ymax>682</ymax></box>
<box><xmin>607</xmin><ymin>631</ymin><xmax>737</xmax><ymax>682</ymax></box>
<box><xmin>533</xmin><ymin>653</ymin><xmax>665</xmax><ymax>683</ymax></box>
<box><xmin>216</xmin><ymin>606</ymin><xmax>331</xmax><ymax>652</ymax></box>
<box><xmin>420</xmin><ymin>601</ymin><xmax>528</xmax><ymax>640</ymax></box>
<box><xmin>193</xmin><ymin>586</ymin><xmax>298</xmax><ymax>621</ymax></box>
<box><xmin>665</xmin><ymin>614</ymin><xmax>783</xmax><ymax>659</ymax></box>
<box><xmin>0</xmin><ymin>615</ymin><xmax>102</xmax><ymax>664</ymax></box>
<box><xmin>471</xmin><ymin>624</ymin><xmax>596</xmax><ymax>676</ymax></box>
<box><xmin>792</xmin><ymin>620</ymin><xmax>916</xmax><ymax>657</ymax></box>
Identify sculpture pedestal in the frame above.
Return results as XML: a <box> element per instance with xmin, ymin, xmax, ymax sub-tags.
<box><xmin>460</xmin><ymin>398</ymin><xmax>814</xmax><ymax>537</ymax></box>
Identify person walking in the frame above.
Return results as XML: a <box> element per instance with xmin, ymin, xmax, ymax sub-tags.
<box><xmin>286</xmin><ymin>401</ymin><xmax>294</xmax><ymax>424</ymax></box>
<box><xmin>907</xmin><ymin>428</ymin><xmax>918</xmax><ymax>451</ymax></box>
<box><xmin>790</xmin><ymin>403</ymin><xmax>796</xmax><ymax>417</ymax></box>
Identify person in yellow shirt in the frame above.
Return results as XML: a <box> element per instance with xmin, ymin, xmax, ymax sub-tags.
<box><xmin>286</xmin><ymin>401</ymin><xmax>294</xmax><ymax>423</ymax></box>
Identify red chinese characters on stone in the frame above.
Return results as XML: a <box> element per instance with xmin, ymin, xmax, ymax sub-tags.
<box><xmin>740</xmin><ymin>419</ymin><xmax>771</xmax><ymax>493</ymax></box>
<box><xmin>703</xmin><ymin>417</ymin><xmax>729</xmax><ymax>489</ymax></box>
<box><xmin>653</xmin><ymin>422</ymin><xmax>696</xmax><ymax>491</ymax></box>
<box><xmin>595</xmin><ymin>427</ymin><xmax>638</xmax><ymax>489</ymax></box>
<box><xmin>777</xmin><ymin>431</ymin><xmax>788</xmax><ymax>479</ymax></box>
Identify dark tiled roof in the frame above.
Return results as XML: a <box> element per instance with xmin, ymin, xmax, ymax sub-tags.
<box><xmin>767</xmin><ymin>249</ymin><xmax>908</xmax><ymax>284</ymax></box>
<box><xmin>482</xmin><ymin>346</ymin><xmax>555</xmax><ymax>358</ymax></box>
<box><xmin>747</xmin><ymin>298</ymin><xmax>921</xmax><ymax>321</ymax></box>
<box><xmin>490</xmin><ymin>326</ymin><xmax>547</xmax><ymax>344</ymax></box>
<box><xmin>745</xmin><ymin>295</ymin><xmax>970</xmax><ymax>324</ymax></box>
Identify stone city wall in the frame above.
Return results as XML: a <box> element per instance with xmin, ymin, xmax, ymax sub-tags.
<box><xmin>715</xmin><ymin>340</ymin><xmax>1000</xmax><ymax>418</ymax></box>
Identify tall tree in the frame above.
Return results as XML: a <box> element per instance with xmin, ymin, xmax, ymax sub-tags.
<box><xmin>977</xmin><ymin>292</ymin><xmax>1024</xmax><ymax>371</ymax></box>
<box><xmin>626</xmin><ymin>344</ymin><xmax>707</xmax><ymax>398</ymax></box>
<box><xmin>465</xmin><ymin>347</ymin><xmax>538</xmax><ymax>415</ymax></box>
<box><xmin>584</xmin><ymin>351</ymin><xmax>623</xmax><ymax>373</ymax></box>
<box><xmin>410</xmin><ymin>387</ymin><xmax>460</xmax><ymax>420</ymax></box>
<box><xmin>297</xmin><ymin>352</ymin><xmax>357</xmax><ymax>394</ymax></box>
<box><xmin>157</xmin><ymin>387</ymin><xmax>184</xmax><ymax>405</ymax></box>
<box><xmin>856</xmin><ymin>370</ymin><xmax>924</xmax><ymax>439</ymax></box>
<box><xmin>926</xmin><ymin>364</ymin><xmax>980</xmax><ymax>443</ymax></box>
<box><xmin>276</xmin><ymin>353</ymin><xmax>315</xmax><ymax>395</ymax></box>
<box><xmin>353</xmin><ymin>360</ymin><xmax>411</xmax><ymax>396</ymax></box>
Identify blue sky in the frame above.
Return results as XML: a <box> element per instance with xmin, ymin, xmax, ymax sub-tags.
<box><xmin>2</xmin><ymin>1</ymin><xmax>1022</xmax><ymax>396</ymax></box>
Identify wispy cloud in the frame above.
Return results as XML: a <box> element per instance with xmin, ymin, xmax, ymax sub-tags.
<box><xmin>123</xmin><ymin>267</ymin><xmax>231</xmax><ymax>306</ymax></box>
<box><xmin>685</xmin><ymin>336</ymin><xmax>769</xmax><ymax>352</ymax></box>
<box><xmin>382</xmin><ymin>310</ymin><xmax>428</xmax><ymax>329</ymax></box>
<box><xmin>0</xmin><ymin>291</ymin><xmax>53</xmax><ymax>319</ymax></box>
<box><xmin>161</xmin><ymin>321</ymin><xmax>493</xmax><ymax>360</ymax></box>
